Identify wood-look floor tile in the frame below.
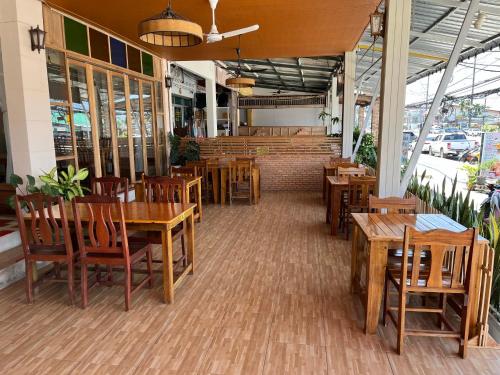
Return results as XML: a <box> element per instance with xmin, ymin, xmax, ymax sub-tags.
<box><xmin>0</xmin><ymin>192</ymin><xmax>499</xmax><ymax>375</ymax></box>
<box><xmin>263</xmin><ymin>342</ymin><xmax>328</xmax><ymax>375</ymax></box>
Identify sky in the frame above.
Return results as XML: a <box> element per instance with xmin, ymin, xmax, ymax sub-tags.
<box><xmin>405</xmin><ymin>47</ymin><xmax>500</xmax><ymax>111</ymax></box>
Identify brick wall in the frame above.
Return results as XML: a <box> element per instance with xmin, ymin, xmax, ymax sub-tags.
<box><xmin>256</xmin><ymin>154</ymin><xmax>333</xmax><ymax>191</ymax></box>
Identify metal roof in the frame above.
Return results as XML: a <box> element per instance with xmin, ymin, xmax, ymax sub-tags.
<box><xmin>221</xmin><ymin>0</ymin><xmax>500</xmax><ymax>95</ymax></box>
<box><xmin>357</xmin><ymin>0</ymin><xmax>500</xmax><ymax>94</ymax></box>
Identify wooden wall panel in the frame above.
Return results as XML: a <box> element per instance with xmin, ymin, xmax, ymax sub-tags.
<box><xmin>43</xmin><ymin>5</ymin><xmax>64</xmax><ymax>49</ymax></box>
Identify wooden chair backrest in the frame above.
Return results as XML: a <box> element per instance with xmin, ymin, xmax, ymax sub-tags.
<box><xmin>330</xmin><ymin>157</ymin><xmax>351</xmax><ymax>163</ymax></box>
<box><xmin>337</xmin><ymin>166</ymin><xmax>365</xmax><ymax>177</ymax></box>
<box><xmin>170</xmin><ymin>166</ymin><xmax>197</xmax><ymax>178</ymax></box>
<box><xmin>401</xmin><ymin>226</ymin><xmax>478</xmax><ymax>293</ymax></box>
<box><xmin>72</xmin><ymin>195</ymin><xmax>128</xmax><ymax>258</ymax></box>
<box><xmin>186</xmin><ymin>160</ymin><xmax>208</xmax><ymax>180</ymax></box>
<box><xmin>369</xmin><ymin>195</ymin><xmax>416</xmax><ymax>214</ymax></box>
<box><xmin>229</xmin><ymin>160</ymin><xmax>253</xmax><ymax>183</ymax></box>
<box><xmin>15</xmin><ymin>193</ymin><xmax>72</xmax><ymax>257</ymax></box>
<box><xmin>91</xmin><ymin>177</ymin><xmax>129</xmax><ymax>202</ymax></box>
<box><xmin>347</xmin><ymin>176</ymin><xmax>376</xmax><ymax>208</ymax></box>
<box><xmin>143</xmin><ymin>176</ymin><xmax>186</xmax><ymax>203</ymax></box>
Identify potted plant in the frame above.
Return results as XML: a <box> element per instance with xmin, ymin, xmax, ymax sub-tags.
<box><xmin>7</xmin><ymin>165</ymin><xmax>89</xmax><ymax>209</ymax></box>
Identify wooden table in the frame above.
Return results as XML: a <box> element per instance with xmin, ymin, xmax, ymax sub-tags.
<box><xmin>209</xmin><ymin>162</ymin><xmax>261</xmax><ymax>205</ymax></box>
<box><xmin>134</xmin><ymin>176</ymin><xmax>202</xmax><ymax>222</ymax></box>
<box><xmin>51</xmin><ymin>202</ymin><xmax>196</xmax><ymax>304</ymax></box>
<box><xmin>325</xmin><ymin>176</ymin><xmax>349</xmax><ymax>235</ymax></box>
<box><xmin>322</xmin><ymin>163</ymin><xmax>338</xmax><ymax>201</ymax></box>
<box><xmin>350</xmin><ymin>213</ymin><xmax>489</xmax><ymax>335</ymax></box>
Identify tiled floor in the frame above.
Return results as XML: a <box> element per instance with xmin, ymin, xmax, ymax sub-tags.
<box><xmin>0</xmin><ymin>192</ymin><xmax>499</xmax><ymax>374</ymax></box>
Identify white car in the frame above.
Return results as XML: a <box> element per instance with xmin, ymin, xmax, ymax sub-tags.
<box><xmin>409</xmin><ymin>134</ymin><xmax>438</xmax><ymax>153</ymax></box>
<box><xmin>430</xmin><ymin>133</ymin><xmax>470</xmax><ymax>158</ymax></box>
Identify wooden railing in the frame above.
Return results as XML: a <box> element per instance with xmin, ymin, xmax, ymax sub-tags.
<box><xmin>238</xmin><ymin>126</ymin><xmax>327</xmax><ymax>137</ymax></box>
<box><xmin>407</xmin><ymin>192</ymin><xmax>495</xmax><ymax>347</ymax></box>
<box><xmin>181</xmin><ymin>136</ymin><xmax>341</xmax><ymax>156</ymax></box>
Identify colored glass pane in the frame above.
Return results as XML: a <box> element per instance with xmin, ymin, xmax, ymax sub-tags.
<box><xmin>89</xmin><ymin>28</ymin><xmax>110</xmax><ymax>63</ymax></box>
<box><xmin>110</xmin><ymin>38</ymin><xmax>127</xmax><ymax>68</ymax></box>
<box><xmin>64</xmin><ymin>17</ymin><xmax>89</xmax><ymax>55</ymax></box>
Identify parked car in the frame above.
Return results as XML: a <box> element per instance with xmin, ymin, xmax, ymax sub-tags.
<box><xmin>409</xmin><ymin>134</ymin><xmax>438</xmax><ymax>153</ymax></box>
<box><xmin>430</xmin><ymin>133</ymin><xmax>470</xmax><ymax>158</ymax></box>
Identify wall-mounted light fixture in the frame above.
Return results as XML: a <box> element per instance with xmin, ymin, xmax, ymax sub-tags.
<box><xmin>369</xmin><ymin>10</ymin><xmax>384</xmax><ymax>38</ymax></box>
<box><xmin>165</xmin><ymin>75</ymin><xmax>173</xmax><ymax>88</ymax></box>
<box><xmin>29</xmin><ymin>25</ymin><xmax>46</xmax><ymax>53</ymax></box>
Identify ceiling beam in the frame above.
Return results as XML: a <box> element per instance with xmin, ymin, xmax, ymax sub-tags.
<box><xmin>417</xmin><ymin>0</ymin><xmax>500</xmax><ymax>16</ymax></box>
<box><xmin>253</xmin><ymin>83</ymin><xmax>325</xmax><ymax>93</ymax></box>
<box><xmin>227</xmin><ymin>60</ymin><xmax>337</xmax><ymax>73</ymax></box>
<box><xmin>410</xmin><ymin>30</ymin><xmax>484</xmax><ymax>48</ymax></box>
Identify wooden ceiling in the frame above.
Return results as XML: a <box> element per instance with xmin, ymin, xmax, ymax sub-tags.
<box><xmin>45</xmin><ymin>0</ymin><xmax>380</xmax><ymax>61</ymax></box>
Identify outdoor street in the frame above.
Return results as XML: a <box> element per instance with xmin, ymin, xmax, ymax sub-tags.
<box><xmin>414</xmin><ymin>154</ymin><xmax>487</xmax><ymax>208</ymax></box>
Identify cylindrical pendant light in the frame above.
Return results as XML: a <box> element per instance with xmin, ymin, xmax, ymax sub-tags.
<box><xmin>139</xmin><ymin>1</ymin><xmax>203</xmax><ymax>47</ymax></box>
<box><xmin>226</xmin><ymin>77</ymin><xmax>255</xmax><ymax>88</ymax></box>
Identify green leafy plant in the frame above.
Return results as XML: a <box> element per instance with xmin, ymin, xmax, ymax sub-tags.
<box><xmin>184</xmin><ymin>140</ymin><xmax>200</xmax><ymax>162</ymax></box>
<box><xmin>318</xmin><ymin>111</ymin><xmax>340</xmax><ymax>129</ymax></box>
<box><xmin>7</xmin><ymin>166</ymin><xmax>89</xmax><ymax>208</ymax></box>
<box><xmin>460</xmin><ymin>160</ymin><xmax>495</xmax><ymax>190</ymax></box>
<box><xmin>168</xmin><ymin>133</ymin><xmax>182</xmax><ymax>165</ymax></box>
<box><xmin>352</xmin><ymin>127</ymin><xmax>377</xmax><ymax>169</ymax></box>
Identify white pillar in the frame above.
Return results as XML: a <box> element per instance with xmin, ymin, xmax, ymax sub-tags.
<box><xmin>0</xmin><ymin>0</ymin><xmax>56</xmax><ymax>179</ymax></box>
<box><xmin>205</xmin><ymin>78</ymin><xmax>217</xmax><ymax>138</ymax></box>
<box><xmin>330</xmin><ymin>77</ymin><xmax>341</xmax><ymax>134</ymax></box>
<box><xmin>376</xmin><ymin>0</ymin><xmax>412</xmax><ymax>197</ymax></box>
<box><xmin>342</xmin><ymin>51</ymin><xmax>356</xmax><ymax>157</ymax></box>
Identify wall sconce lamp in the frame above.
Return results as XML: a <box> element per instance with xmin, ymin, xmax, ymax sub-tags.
<box><xmin>29</xmin><ymin>25</ymin><xmax>46</xmax><ymax>53</ymax></box>
<box><xmin>165</xmin><ymin>75</ymin><xmax>173</xmax><ymax>88</ymax></box>
<box><xmin>370</xmin><ymin>10</ymin><xmax>384</xmax><ymax>38</ymax></box>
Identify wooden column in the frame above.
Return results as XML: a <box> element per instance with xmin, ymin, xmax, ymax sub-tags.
<box><xmin>375</xmin><ymin>0</ymin><xmax>412</xmax><ymax>197</ymax></box>
<box><xmin>342</xmin><ymin>51</ymin><xmax>356</xmax><ymax>158</ymax></box>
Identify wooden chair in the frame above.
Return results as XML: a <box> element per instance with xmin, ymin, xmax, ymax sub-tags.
<box><xmin>228</xmin><ymin>159</ymin><xmax>253</xmax><ymax>205</ymax></box>
<box><xmin>383</xmin><ymin>226</ymin><xmax>479</xmax><ymax>358</ymax></box>
<box><xmin>91</xmin><ymin>176</ymin><xmax>129</xmax><ymax>202</ymax></box>
<box><xmin>134</xmin><ymin>176</ymin><xmax>187</xmax><ymax>266</ymax></box>
<box><xmin>343</xmin><ymin>176</ymin><xmax>376</xmax><ymax>240</ymax></box>
<box><xmin>14</xmin><ymin>193</ymin><xmax>77</xmax><ymax>304</ymax></box>
<box><xmin>337</xmin><ymin>166</ymin><xmax>365</xmax><ymax>177</ymax></box>
<box><xmin>170</xmin><ymin>166</ymin><xmax>197</xmax><ymax>178</ymax></box>
<box><xmin>72</xmin><ymin>195</ymin><xmax>153</xmax><ymax>311</ymax></box>
<box><xmin>368</xmin><ymin>195</ymin><xmax>416</xmax><ymax>214</ymax></box>
<box><xmin>186</xmin><ymin>160</ymin><xmax>208</xmax><ymax>202</ymax></box>
<box><xmin>330</xmin><ymin>156</ymin><xmax>351</xmax><ymax>164</ymax></box>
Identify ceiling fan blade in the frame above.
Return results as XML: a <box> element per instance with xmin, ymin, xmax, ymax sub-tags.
<box><xmin>220</xmin><ymin>25</ymin><xmax>259</xmax><ymax>39</ymax></box>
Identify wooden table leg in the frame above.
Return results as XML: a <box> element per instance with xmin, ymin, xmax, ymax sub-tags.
<box><xmin>252</xmin><ymin>167</ymin><xmax>260</xmax><ymax>204</ymax></box>
<box><xmin>221</xmin><ymin>169</ymin><xmax>227</xmax><ymax>205</ymax></box>
<box><xmin>185</xmin><ymin>212</ymin><xmax>195</xmax><ymax>274</ymax></box>
<box><xmin>331</xmin><ymin>186</ymin><xmax>341</xmax><ymax>235</ymax></box>
<box><xmin>211</xmin><ymin>169</ymin><xmax>219</xmax><ymax>204</ymax></box>
<box><xmin>196</xmin><ymin>180</ymin><xmax>202</xmax><ymax>222</ymax></box>
<box><xmin>161</xmin><ymin>226</ymin><xmax>174</xmax><ymax>304</ymax></box>
<box><xmin>326</xmin><ymin>183</ymin><xmax>331</xmax><ymax>224</ymax></box>
<box><xmin>322</xmin><ymin>168</ymin><xmax>326</xmax><ymax>201</ymax></box>
<box><xmin>351</xmin><ymin>223</ymin><xmax>360</xmax><ymax>293</ymax></box>
<box><xmin>365</xmin><ymin>240</ymin><xmax>388</xmax><ymax>334</ymax></box>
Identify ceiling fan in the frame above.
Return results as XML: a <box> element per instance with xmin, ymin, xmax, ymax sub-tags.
<box><xmin>205</xmin><ymin>0</ymin><xmax>259</xmax><ymax>43</ymax></box>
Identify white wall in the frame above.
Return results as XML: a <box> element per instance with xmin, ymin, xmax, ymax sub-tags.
<box><xmin>250</xmin><ymin>88</ymin><xmax>325</xmax><ymax>127</ymax></box>
<box><xmin>171</xmin><ymin>60</ymin><xmax>217</xmax><ymax>137</ymax></box>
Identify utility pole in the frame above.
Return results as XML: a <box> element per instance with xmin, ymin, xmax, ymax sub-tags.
<box><xmin>468</xmin><ymin>55</ymin><xmax>477</xmax><ymax>129</ymax></box>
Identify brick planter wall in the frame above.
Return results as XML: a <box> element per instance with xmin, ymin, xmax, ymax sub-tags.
<box><xmin>255</xmin><ymin>154</ymin><xmax>332</xmax><ymax>191</ymax></box>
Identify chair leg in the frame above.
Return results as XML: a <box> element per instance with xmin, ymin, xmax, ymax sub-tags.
<box><xmin>438</xmin><ymin>293</ymin><xmax>447</xmax><ymax>329</ymax></box>
<box><xmin>383</xmin><ymin>273</ymin><xmax>389</xmax><ymax>327</ymax></box>
<box><xmin>397</xmin><ymin>290</ymin><xmax>407</xmax><ymax>355</ymax></box>
<box><xmin>345</xmin><ymin>211</ymin><xmax>350</xmax><ymax>241</ymax></box>
<box><xmin>81</xmin><ymin>263</ymin><xmax>88</xmax><ymax>309</ymax></box>
<box><xmin>67</xmin><ymin>260</ymin><xmax>75</xmax><ymax>305</ymax></box>
<box><xmin>95</xmin><ymin>263</ymin><xmax>101</xmax><ymax>283</ymax></box>
<box><xmin>54</xmin><ymin>262</ymin><xmax>61</xmax><ymax>279</ymax></box>
<box><xmin>124</xmin><ymin>265</ymin><xmax>131</xmax><ymax>311</ymax></box>
<box><xmin>107</xmin><ymin>265</ymin><xmax>113</xmax><ymax>283</ymax></box>
<box><xmin>181</xmin><ymin>234</ymin><xmax>187</xmax><ymax>267</ymax></box>
<box><xmin>146</xmin><ymin>248</ymin><xmax>154</xmax><ymax>288</ymax></box>
<box><xmin>459</xmin><ymin>294</ymin><xmax>472</xmax><ymax>358</ymax></box>
<box><xmin>25</xmin><ymin>260</ymin><xmax>33</xmax><ymax>304</ymax></box>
